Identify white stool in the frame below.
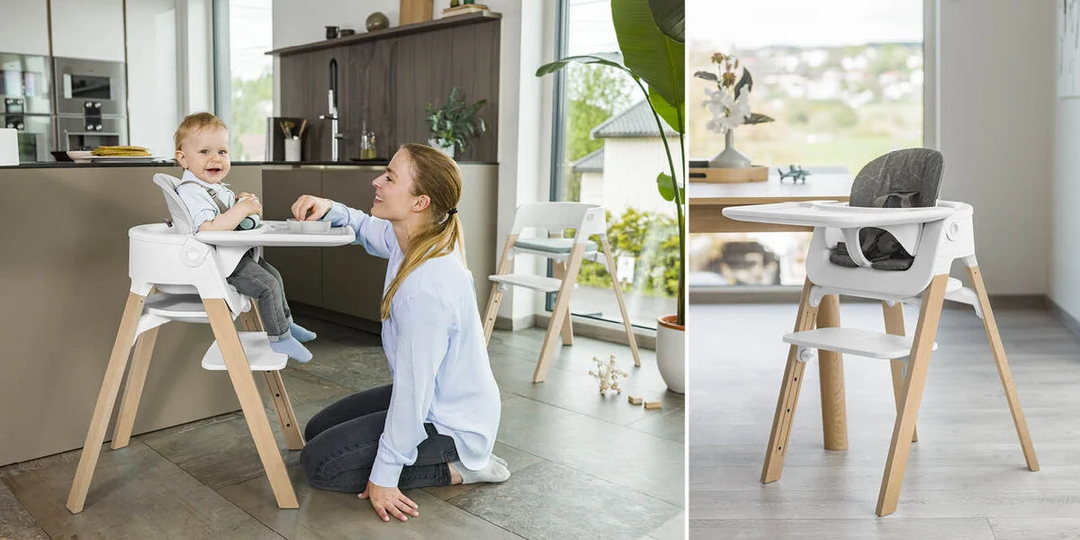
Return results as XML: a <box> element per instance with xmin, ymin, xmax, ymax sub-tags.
<box><xmin>725</xmin><ymin>199</ymin><xmax>1038</xmax><ymax>516</ymax></box>
<box><xmin>67</xmin><ymin>174</ymin><xmax>355</xmax><ymax>513</ymax></box>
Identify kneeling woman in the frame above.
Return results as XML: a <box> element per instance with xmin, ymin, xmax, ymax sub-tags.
<box><xmin>292</xmin><ymin>144</ymin><xmax>507</xmax><ymax>522</ymax></box>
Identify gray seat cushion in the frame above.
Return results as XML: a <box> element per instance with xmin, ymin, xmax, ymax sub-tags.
<box><xmin>831</xmin><ymin>148</ymin><xmax>945</xmax><ymax>271</ymax></box>
<box><xmin>515</xmin><ymin>237</ymin><xmax>598</xmax><ymax>254</ymax></box>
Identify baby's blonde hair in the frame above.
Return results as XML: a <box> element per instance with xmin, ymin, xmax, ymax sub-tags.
<box><xmin>174</xmin><ymin>112</ymin><xmax>228</xmax><ymax>151</ymax></box>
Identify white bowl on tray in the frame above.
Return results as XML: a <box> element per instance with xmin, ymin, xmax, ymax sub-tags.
<box><xmin>286</xmin><ymin>218</ymin><xmax>331</xmax><ymax>234</ymax></box>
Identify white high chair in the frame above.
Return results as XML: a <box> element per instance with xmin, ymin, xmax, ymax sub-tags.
<box><xmin>67</xmin><ymin>173</ymin><xmax>355</xmax><ymax>513</ymax></box>
<box><xmin>481</xmin><ymin>202</ymin><xmax>641</xmax><ymax>383</ymax></box>
<box><xmin>725</xmin><ymin>194</ymin><xmax>1038</xmax><ymax>516</ymax></box>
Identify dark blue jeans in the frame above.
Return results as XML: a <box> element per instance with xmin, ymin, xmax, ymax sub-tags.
<box><xmin>300</xmin><ymin>384</ymin><xmax>458</xmax><ymax>492</ymax></box>
<box><xmin>226</xmin><ymin>253</ymin><xmax>291</xmax><ymax>339</ymax></box>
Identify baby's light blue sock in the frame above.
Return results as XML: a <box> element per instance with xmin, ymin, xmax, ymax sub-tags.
<box><xmin>269</xmin><ymin>336</ymin><xmax>312</xmax><ymax>363</ymax></box>
<box><xmin>290</xmin><ymin>322</ymin><xmax>317</xmax><ymax>343</ymax></box>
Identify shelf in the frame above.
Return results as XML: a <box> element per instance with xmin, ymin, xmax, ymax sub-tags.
<box><xmin>266</xmin><ymin>12</ymin><xmax>501</xmax><ymax>57</ymax></box>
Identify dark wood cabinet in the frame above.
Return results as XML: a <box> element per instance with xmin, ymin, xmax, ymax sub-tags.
<box><xmin>262</xmin><ymin>169</ymin><xmax>323</xmax><ymax>306</ymax></box>
<box><xmin>271</xmin><ymin>13</ymin><xmax>500</xmax><ymax>164</ymax></box>
<box><xmin>320</xmin><ymin>169</ymin><xmax>387</xmax><ymax>321</ymax></box>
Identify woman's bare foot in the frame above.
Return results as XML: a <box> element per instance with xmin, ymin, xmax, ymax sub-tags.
<box><xmin>448</xmin><ymin>462</ymin><xmax>464</xmax><ymax>485</ymax></box>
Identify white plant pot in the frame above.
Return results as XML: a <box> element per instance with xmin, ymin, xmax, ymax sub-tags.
<box><xmin>429</xmin><ymin>138</ymin><xmax>455</xmax><ymax>159</ymax></box>
<box><xmin>656</xmin><ymin>314</ymin><xmax>685</xmax><ymax>394</ymax></box>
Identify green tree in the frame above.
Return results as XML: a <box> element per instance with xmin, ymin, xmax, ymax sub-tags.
<box><xmin>562</xmin><ymin>63</ymin><xmax>634</xmax><ymax>201</ymax></box>
<box><xmin>229</xmin><ymin>70</ymin><xmax>273</xmax><ymax>160</ymax></box>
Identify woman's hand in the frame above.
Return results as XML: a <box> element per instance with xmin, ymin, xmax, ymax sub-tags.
<box><xmin>359</xmin><ymin>481</ymin><xmax>420</xmax><ymax>522</ymax></box>
<box><xmin>292</xmin><ymin>195</ymin><xmax>333</xmax><ymax>221</ymax></box>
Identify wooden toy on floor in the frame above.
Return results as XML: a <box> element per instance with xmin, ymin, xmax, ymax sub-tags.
<box><xmin>628</xmin><ymin>396</ymin><xmax>643</xmax><ymax>405</ymax></box>
<box><xmin>588</xmin><ymin>354</ymin><xmax>627</xmax><ymax>396</ymax></box>
<box><xmin>644</xmin><ymin>401</ymin><xmax>662</xmax><ymax>410</ymax></box>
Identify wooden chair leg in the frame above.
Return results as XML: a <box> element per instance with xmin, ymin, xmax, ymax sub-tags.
<box><xmin>204</xmin><ymin>299</ymin><xmax>299</xmax><ymax>509</ymax></box>
<box><xmin>263</xmin><ymin>371</ymin><xmax>305</xmax><ymax>450</ymax></box>
<box><xmin>111</xmin><ymin>325</ymin><xmax>161</xmax><ymax>450</ymax></box>
<box><xmin>67</xmin><ymin>291</ymin><xmax>147</xmax><ymax>513</ymax></box>
<box><xmin>817</xmin><ymin>294</ymin><xmax>847</xmax><ymax>451</ymax></box>
<box><xmin>601</xmin><ymin>237</ymin><xmax>642</xmax><ymax>367</ymax></box>
<box><xmin>235</xmin><ymin>308</ymin><xmax>305</xmax><ymax>451</ymax></box>
<box><xmin>762</xmin><ymin>279</ymin><xmax>820</xmax><ymax>483</ymax></box>
<box><xmin>534</xmin><ymin>243</ymin><xmax>586</xmax><ymax>383</ymax></box>
<box><xmin>554</xmin><ymin>261</ymin><xmax>575</xmax><ymax>346</ymax></box>
<box><xmin>882</xmin><ymin>301</ymin><xmax>918</xmax><ymax>443</ymax></box>
<box><xmin>483</xmin><ymin>234</ymin><xmax>518</xmax><ymax>344</ymax></box>
<box><xmin>876</xmin><ymin>274</ymin><xmax>949</xmax><ymax>517</ymax></box>
<box><xmin>967</xmin><ymin>266</ymin><xmax>1039</xmax><ymax>471</ymax></box>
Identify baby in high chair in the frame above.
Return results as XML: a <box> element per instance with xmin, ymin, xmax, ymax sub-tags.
<box><xmin>173</xmin><ymin>112</ymin><xmax>316</xmax><ymax>362</ymax></box>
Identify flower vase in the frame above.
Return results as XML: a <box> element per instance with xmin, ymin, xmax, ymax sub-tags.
<box><xmin>429</xmin><ymin>138</ymin><xmax>455</xmax><ymax>159</ymax></box>
<box><xmin>709</xmin><ymin>130</ymin><xmax>752</xmax><ymax>169</ymax></box>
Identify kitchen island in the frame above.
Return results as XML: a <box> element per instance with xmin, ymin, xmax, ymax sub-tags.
<box><xmin>0</xmin><ymin>161</ymin><xmax>497</xmax><ymax>466</ymax></box>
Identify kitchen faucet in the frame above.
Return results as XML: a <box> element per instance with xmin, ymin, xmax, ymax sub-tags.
<box><xmin>319</xmin><ymin>58</ymin><xmax>343</xmax><ymax>161</ymax></box>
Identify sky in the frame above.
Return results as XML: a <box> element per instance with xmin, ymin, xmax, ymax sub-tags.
<box><xmin>687</xmin><ymin>0</ymin><xmax>922</xmax><ymax>51</ymax></box>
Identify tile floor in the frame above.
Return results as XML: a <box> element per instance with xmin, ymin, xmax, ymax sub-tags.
<box><xmin>0</xmin><ymin>318</ymin><xmax>684</xmax><ymax>540</ymax></box>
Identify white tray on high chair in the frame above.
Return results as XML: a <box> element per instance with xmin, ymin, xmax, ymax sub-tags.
<box><xmin>723</xmin><ymin>200</ymin><xmax>955</xmax><ymax>229</ymax></box>
<box><xmin>195</xmin><ymin>221</ymin><xmax>355</xmax><ymax>247</ymax></box>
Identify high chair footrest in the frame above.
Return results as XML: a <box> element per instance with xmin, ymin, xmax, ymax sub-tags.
<box><xmin>783</xmin><ymin>328</ymin><xmax>937</xmax><ymax>359</ymax></box>
<box><xmin>202</xmin><ymin>332</ymin><xmax>288</xmax><ymax>371</ymax></box>
<box><xmin>489</xmin><ymin>274</ymin><xmax>565</xmax><ymax>293</ymax></box>
<box><xmin>145</xmin><ymin>293</ymin><xmax>210</xmax><ymax>320</ymax></box>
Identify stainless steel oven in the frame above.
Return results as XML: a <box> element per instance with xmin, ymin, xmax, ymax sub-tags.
<box><xmin>56</xmin><ymin>115</ymin><xmax>126</xmax><ymax>151</ymax></box>
<box><xmin>0</xmin><ymin>53</ymin><xmax>52</xmax><ymax>115</ymax></box>
<box><xmin>0</xmin><ymin>113</ymin><xmax>51</xmax><ymax>162</ymax></box>
<box><xmin>52</xmin><ymin>57</ymin><xmax>126</xmax><ymax>116</ymax></box>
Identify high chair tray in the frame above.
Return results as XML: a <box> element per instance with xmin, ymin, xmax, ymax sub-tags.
<box><xmin>723</xmin><ymin>201</ymin><xmax>955</xmax><ymax>229</ymax></box>
<box><xmin>195</xmin><ymin>221</ymin><xmax>355</xmax><ymax>247</ymax></box>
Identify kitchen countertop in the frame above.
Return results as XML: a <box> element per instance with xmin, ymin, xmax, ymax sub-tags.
<box><xmin>0</xmin><ymin>159</ymin><xmax>498</xmax><ymax>170</ymax></box>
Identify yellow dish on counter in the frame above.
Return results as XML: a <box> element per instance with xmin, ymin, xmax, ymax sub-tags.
<box><xmin>91</xmin><ymin>145</ymin><xmax>151</xmax><ymax>157</ymax></box>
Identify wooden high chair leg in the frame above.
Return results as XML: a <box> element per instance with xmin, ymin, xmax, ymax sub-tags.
<box><xmin>534</xmin><ymin>243</ymin><xmax>586</xmax><ymax>383</ymax></box>
<box><xmin>552</xmin><ymin>258</ymin><xmax>574</xmax><ymax>346</ymax></box>
<box><xmin>882</xmin><ymin>301</ymin><xmax>918</xmax><ymax>443</ymax></box>
<box><xmin>817</xmin><ymin>294</ymin><xmax>847</xmax><ymax>451</ymax></box>
<box><xmin>482</xmin><ymin>234</ymin><xmax>518</xmax><ymax>344</ymax></box>
<box><xmin>967</xmin><ymin>266</ymin><xmax>1039</xmax><ymax>471</ymax></box>
<box><xmin>236</xmin><ymin>308</ymin><xmax>304</xmax><ymax>451</ymax></box>
<box><xmin>67</xmin><ymin>291</ymin><xmax>147</xmax><ymax>513</ymax></box>
<box><xmin>111</xmin><ymin>326</ymin><xmax>161</xmax><ymax>450</ymax></box>
<box><xmin>204</xmin><ymin>299</ymin><xmax>299</xmax><ymax>509</ymax></box>
<box><xmin>601</xmin><ymin>237</ymin><xmax>641</xmax><ymax>367</ymax></box>
<box><xmin>876</xmin><ymin>274</ymin><xmax>949</xmax><ymax>517</ymax></box>
<box><xmin>762</xmin><ymin>279</ymin><xmax>820</xmax><ymax>483</ymax></box>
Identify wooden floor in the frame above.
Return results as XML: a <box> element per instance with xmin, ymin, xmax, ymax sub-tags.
<box><xmin>0</xmin><ymin>318</ymin><xmax>684</xmax><ymax>540</ymax></box>
<box><xmin>689</xmin><ymin>301</ymin><xmax>1080</xmax><ymax>539</ymax></box>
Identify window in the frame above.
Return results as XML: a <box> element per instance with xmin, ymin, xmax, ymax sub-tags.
<box><xmin>550</xmin><ymin>0</ymin><xmax>679</xmax><ymax>329</ymax></box>
<box><xmin>214</xmin><ymin>0</ymin><xmax>273</xmax><ymax>161</ymax></box>
<box><xmin>687</xmin><ymin>0</ymin><xmax>924</xmax><ymax>289</ymax></box>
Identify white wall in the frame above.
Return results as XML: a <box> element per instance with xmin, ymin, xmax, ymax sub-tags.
<box><xmin>271</xmin><ymin>0</ymin><xmax>556</xmax><ymax>326</ymax></box>
<box><xmin>600</xmin><ymin>137</ymin><xmax>680</xmax><ymax>216</ymax></box>
<box><xmin>51</xmin><ymin>0</ymin><xmax>125</xmax><ymax>62</ymax></box>
<box><xmin>126</xmin><ymin>0</ymin><xmax>180</xmax><ymax>158</ymax></box>
<box><xmin>938</xmin><ymin>0</ymin><xmax>1054</xmax><ymax>295</ymax></box>
<box><xmin>0</xmin><ymin>0</ymin><xmax>49</xmax><ymax>56</ymax></box>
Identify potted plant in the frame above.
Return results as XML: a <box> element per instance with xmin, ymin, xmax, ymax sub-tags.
<box><xmin>695</xmin><ymin>52</ymin><xmax>774</xmax><ymax>168</ymax></box>
<box><xmin>425</xmin><ymin>86</ymin><xmax>487</xmax><ymax>159</ymax></box>
<box><xmin>538</xmin><ymin>0</ymin><xmax>686</xmax><ymax>393</ymax></box>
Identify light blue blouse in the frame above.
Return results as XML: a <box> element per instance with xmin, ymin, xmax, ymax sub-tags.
<box><xmin>324</xmin><ymin>201</ymin><xmax>501</xmax><ymax>488</ymax></box>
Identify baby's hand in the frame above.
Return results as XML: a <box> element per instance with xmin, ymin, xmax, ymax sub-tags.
<box><xmin>236</xmin><ymin>192</ymin><xmax>258</xmax><ymax>203</ymax></box>
<box><xmin>236</xmin><ymin>196</ymin><xmax>263</xmax><ymax>218</ymax></box>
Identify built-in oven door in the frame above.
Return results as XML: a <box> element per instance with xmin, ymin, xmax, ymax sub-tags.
<box><xmin>0</xmin><ymin>53</ymin><xmax>52</xmax><ymax>115</ymax></box>
<box><xmin>52</xmin><ymin>57</ymin><xmax>126</xmax><ymax>117</ymax></box>
<box><xmin>0</xmin><ymin>113</ymin><xmax>51</xmax><ymax>162</ymax></box>
<box><xmin>56</xmin><ymin>115</ymin><xmax>126</xmax><ymax>151</ymax></box>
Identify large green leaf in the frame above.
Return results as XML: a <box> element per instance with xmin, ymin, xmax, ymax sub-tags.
<box><xmin>535</xmin><ymin>54</ymin><xmax>633</xmax><ymax>78</ymax></box>
<box><xmin>612</xmin><ymin>0</ymin><xmax>684</xmax><ymax>122</ymax></box>
<box><xmin>648</xmin><ymin>87</ymin><xmax>682</xmax><ymax>134</ymax></box>
<box><xmin>656</xmin><ymin>172</ymin><xmax>675</xmax><ymax>202</ymax></box>
<box><xmin>648</xmin><ymin>0</ymin><xmax>684</xmax><ymax>42</ymax></box>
